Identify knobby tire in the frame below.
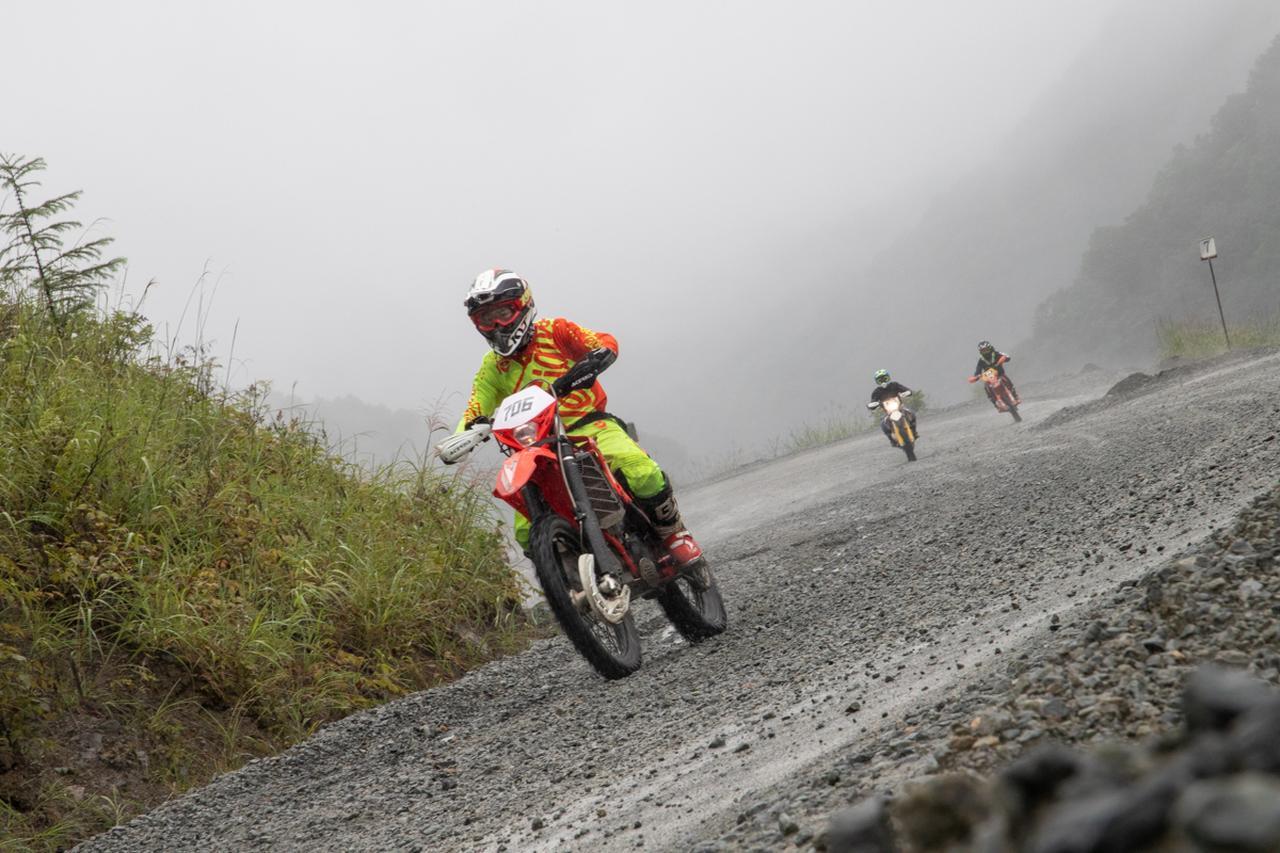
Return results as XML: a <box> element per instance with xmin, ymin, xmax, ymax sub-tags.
<box><xmin>530</xmin><ymin>514</ymin><xmax>642</xmax><ymax>679</ymax></box>
<box><xmin>657</xmin><ymin>562</ymin><xmax>728</xmax><ymax>642</ymax></box>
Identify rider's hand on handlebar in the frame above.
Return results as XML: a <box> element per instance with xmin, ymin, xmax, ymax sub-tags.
<box><xmin>435</xmin><ymin>423</ymin><xmax>492</xmax><ymax>464</ymax></box>
<box><xmin>552</xmin><ymin>347</ymin><xmax>617</xmax><ymax>397</ymax></box>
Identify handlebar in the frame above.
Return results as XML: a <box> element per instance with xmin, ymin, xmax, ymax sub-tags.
<box><xmin>435</xmin><ymin>423</ymin><xmax>492</xmax><ymax>464</ymax></box>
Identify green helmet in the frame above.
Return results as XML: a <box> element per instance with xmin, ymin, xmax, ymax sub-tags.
<box><xmin>874</xmin><ymin>369</ymin><xmax>890</xmax><ymax>385</ymax></box>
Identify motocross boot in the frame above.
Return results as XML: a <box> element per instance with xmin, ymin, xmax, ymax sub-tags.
<box><xmin>637</xmin><ymin>481</ymin><xmax>704</xmax><ymax>567</ymax></box>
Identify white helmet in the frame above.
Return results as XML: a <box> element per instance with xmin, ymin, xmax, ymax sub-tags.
<box><xmin>465</xmin><ymin>269</ymin><xmax>537</xmax><ymax>356</ymax></box>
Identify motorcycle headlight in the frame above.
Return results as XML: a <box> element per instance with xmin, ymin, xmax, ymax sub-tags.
<box><xmin>883</xmin><ymin>397</ymin><xmax>900</xmax><ymax>413</ymax></box>
<box><xmin>513</xmin><ymin>422</ymin><xmax>540</xmax><ymax>447</ymax></box>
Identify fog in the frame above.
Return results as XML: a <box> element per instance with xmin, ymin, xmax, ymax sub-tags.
<box><xmin>7</xmin><ymin>1</ymin><xmax>1279</xmax><ymax>468</ymax></box>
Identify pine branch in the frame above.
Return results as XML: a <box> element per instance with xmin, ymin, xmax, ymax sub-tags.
<box><xmin>0</xmin><ymin>154</ymin><xmax>126</xmax><ymax>329</ymax></box>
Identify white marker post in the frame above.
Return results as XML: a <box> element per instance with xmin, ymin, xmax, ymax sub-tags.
<box><xmin>1199</xmin><ymin>236</ymin><xmax>1230</xmax><ymax>349</ymax></box>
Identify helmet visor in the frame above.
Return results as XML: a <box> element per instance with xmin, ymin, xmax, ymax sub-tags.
<box><xmin>875</xmin><ymin>374</ymin><xmax>889</xmax><ymax>385</ymax></box>
<box><xmin>471</xmin><ymin>300</ymin><xmax>523</xmax><ymax>332</ymax></box>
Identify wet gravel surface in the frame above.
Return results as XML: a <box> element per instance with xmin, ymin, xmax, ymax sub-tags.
<box><xmin>79</xmin><ymin>351</ymin><xmax>1280</xmax><ymax>852</ymax></box>
<box><xmin>806</xmin><ymin>485</ymin><xmax>1280</xmax><ymax>852</ymax></box>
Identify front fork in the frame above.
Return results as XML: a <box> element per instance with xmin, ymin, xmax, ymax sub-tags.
<box><xmin>524</xmin><ymin>449</ymin><xmax>630</xmax><ymax>619</ymax></box>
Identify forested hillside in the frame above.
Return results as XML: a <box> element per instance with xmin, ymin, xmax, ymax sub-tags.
<box><xmin>1033</xmin><ymin>35</ymin><xmax>1280</xmax><ymax>367</ymax></box>
<box><xmin>712</xmin><ymin>0</ymin><xmax>1280</xmax><ymax>423</ymax></box>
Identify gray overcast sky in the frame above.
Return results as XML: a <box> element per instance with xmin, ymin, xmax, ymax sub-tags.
<box><xmin>8</xmin><ymin>1</ymin><xmax>1117</xmax><ymax>426</ymax></box>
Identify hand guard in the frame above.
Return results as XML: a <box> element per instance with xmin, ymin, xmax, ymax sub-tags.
<box><xmin>552</xmin><ymin>347</ymin><xmax>617</xmax><ymax>398</ymax></box>
<box><xmin>436</xmin><ymin>424</ymin><xmax>492</xmax><ymax>465</ymax></box>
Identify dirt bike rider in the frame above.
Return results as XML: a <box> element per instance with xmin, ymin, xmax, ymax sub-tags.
<box><xmin>972</xmin><ymin>341</ymin><xmax>1020</xmax><ymax>407</ymax></box>
<box><xmin>437</xmin><ymin>269</ymin><xmax>704</xmax><ymax>567</ymax></box>
<box><xmin>868</xmin><ymin>369</ymin><xmax>917</xmax><ymax>445</ymax></box>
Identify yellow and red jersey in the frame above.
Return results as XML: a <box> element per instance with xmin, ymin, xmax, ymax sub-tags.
<box><xmin>457</xmin><ymin>317</ymin><xmax>619</xmax><ymax>432</ymax></box>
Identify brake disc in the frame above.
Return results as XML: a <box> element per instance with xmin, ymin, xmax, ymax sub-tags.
<box><xmin>577</xmin><ymin>554</ymin><xmax>630</xmax><ymax>624</ymax></box>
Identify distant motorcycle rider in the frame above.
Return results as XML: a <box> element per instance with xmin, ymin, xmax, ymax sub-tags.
<box><xmin>973</xmin><ymin>341</ymin><xmax>1019</xmax><ymax>407</ymax></box>
<box><xmin>869</xmin><ymin>369</ymin><xmax>917</xmax><ymax>445</ymax></box>
<box><xmin>440</xmin><ymin>269</ymin><xmax>704</xmax><ymax>567</ymax></box>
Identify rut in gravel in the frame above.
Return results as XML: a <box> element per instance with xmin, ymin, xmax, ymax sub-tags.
<box><xmin>78</xmin><ymin>351</ymin><xmax>1280</xmax><ymax>852</ymax></box>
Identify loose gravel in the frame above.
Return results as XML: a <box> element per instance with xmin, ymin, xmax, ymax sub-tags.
<box><xmin>78</xmin><ymin>352</ymin><xmax>1280</xmax><ymax>852</ymax></box>
<box><xmin>809</xmin><ymin>485</ymin><xmax>1280</xmax><ymax>852</ymax></box>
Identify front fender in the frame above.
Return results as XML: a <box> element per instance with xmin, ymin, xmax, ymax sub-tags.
<box><xmin>494</xmin><ymin>446</ymin><xmax>558</xmax><ymax>499</ymax></box>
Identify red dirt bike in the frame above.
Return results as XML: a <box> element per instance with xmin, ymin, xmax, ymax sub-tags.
<box><xmin>438</xmin><ymin>384</ymin><xmax>727</xmax><ymax>679</ymax></box>
<box><xmin>970</xmin><ymin>366</ymin><xmax>1022</xmax><ymax>422</ymax></box>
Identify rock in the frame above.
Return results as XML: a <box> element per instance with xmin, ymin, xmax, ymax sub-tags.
<box><xmin>1182</xmin><ymin>667</ymin><xmax>1273</xmax><ymax>734</ymax></box>
<box><xmin>1229</xmin><ymin>697</ymin><xmax>1280</xmax><ymax>773</ymax></box>
<box><xmin>1215</xmin><ymin>649</ymin><xmax>1251</xmax><ymax>667</ymax></box>
<box><xmin>1028</xmin><ymin>773</ymin><xmax>1180</xmax><ymax>853</ymax></box>
<box><xmin>708</xmin><ymin>735</ymin><xmax>726</xmax><ymax>749</ymax></box>
<box><xmin>970</xmin><ymin>711</ymin><xmax>1013</xmax><ymax>737</ymax></box>
<box><xmin>1041</xmin><ymin>698</ymin><xmax>1070</xmax><ymax>722</ymax></box>
<box><xmin>1239</xmin><ymin>579</ymin><xmax>1264</xmax><ymax>599</ymax></box>
<box><xmin>821</xmin><ymin>796</ymin><xmax>897</xmax><ymax>853</ymax></box>
<box><xmin>530</xmin><ymin>817</ymin><xmax>544</xmax><ymax>831</ymax></box>
<box><xmin>893</xmin><ymin>774</ymin><xmax>988</xmax><ymax>850</ymax></box>
<box><xmin>778</xmin><ymin>812</ymin><xmax>799</xmax><ymax>835</ymax></box>
<box><xmin>1173</xmin><ymin>774</ymin><xmax>1280</xmax><ymax>851</ymax></box>
<box><xmin>1229</xmin><ymin>539</ymin><xmax>1255</xmax><ymax>555</ymax></box>
<box><xmin>998</xmin><ymin>744</ymin><xmax>1084</xmax><ymax>824</ymax></box>
<box><xmin>1140</xmin><ymin>636</ymin><xmax>1165</xmax><ymax>653</ymax></box>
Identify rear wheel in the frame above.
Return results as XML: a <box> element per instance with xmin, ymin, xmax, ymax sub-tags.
<box><xmin>530</xmin><ymin>514</ymin><xmax>642</xmax><ymax>679</ymax></box>
<box><xmin>657</xmin><ymin>561</ymin><xmax>728</xmax><ymax>641</ymax></box>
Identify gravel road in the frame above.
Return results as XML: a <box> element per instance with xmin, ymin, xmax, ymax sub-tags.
<box><xmin>79</xmin><ymin>351</ymin><xmax>1280</xmax><ymax>852</ymax></box>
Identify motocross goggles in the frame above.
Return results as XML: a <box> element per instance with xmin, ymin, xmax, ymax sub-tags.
<box><xmin>470</xmin><ymin>299</ymin><xmax>524</xmax><ymax>332</ymax></box>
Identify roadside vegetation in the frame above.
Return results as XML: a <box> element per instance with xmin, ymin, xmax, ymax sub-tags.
<box><xmin>0</xmin><ymin>156</ymin><xmax>530</xmax><ymax>849</ymax></box>
<box><xmin>1156</xmin><ymin>315</ymin><xmax>1280</xmax><ymax>360</ymax></box>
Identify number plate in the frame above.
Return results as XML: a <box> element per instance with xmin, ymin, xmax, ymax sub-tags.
<box><xmin>493</xmin><ymin>385</ymin><xmax>556</xmax><ymax>430</ymax></box>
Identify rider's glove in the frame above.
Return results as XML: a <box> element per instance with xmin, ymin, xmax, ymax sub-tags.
<box><xmin>436</xmin><ymin>423</ymin><xmax>492</xmax><ymax>465</ymax></box>
<box><xmin>552</xmin><ymin>347</ymin><xmax>617</xmax><ymax>398</ymax></box>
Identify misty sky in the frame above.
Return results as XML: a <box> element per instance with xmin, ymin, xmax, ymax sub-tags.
<box><xmin>6</xmin><ymin>4</ymin><xmax>1115</xmax><ymax>395</ymax></box>
<box><xmin>12</xmin><ymin>1</ymin><xmax>1271</xmax><ymax>459</ymax></box>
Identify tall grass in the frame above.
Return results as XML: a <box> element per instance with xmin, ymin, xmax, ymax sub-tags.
<box><xmin>1156</xmin><ymin>315</ymin><xmax>1280</xmax><ymax>360</ymax></box>
<box><xmin>0</xmin><ymin>294</ymin><xmax>527</xmax><ymax>847</ymax></box>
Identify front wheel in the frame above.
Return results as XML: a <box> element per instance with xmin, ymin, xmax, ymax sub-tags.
<box><xmin>1008</xmin><ymin>404</ymin><xmax>1022</xmax><ymax>423</ymax></box>
<box><xmin>902</xmin><ymin>440</ymin><xmax>917</xmax><ymax>462</ymax></box>
<box><xmin>657</xmin><ymin>562</ymin><xmax>728</xmax><ymax>642</ymax></box>
<box><xmin>530</xmin><ymin>514</ymin><xmax>642</xmax><ymax>679</ymax></box>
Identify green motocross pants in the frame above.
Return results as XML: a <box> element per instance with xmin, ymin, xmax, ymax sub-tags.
<box><xmin>513</xmin><ymin>418</ymin><xmax>667</xmax><ymax>548</ymax></box>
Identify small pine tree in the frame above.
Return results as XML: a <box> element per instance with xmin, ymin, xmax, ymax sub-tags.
<box><xmin>0</xmin><ymin>154</ymin><xmax>125</xmax><ymax>327</ymax></box>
